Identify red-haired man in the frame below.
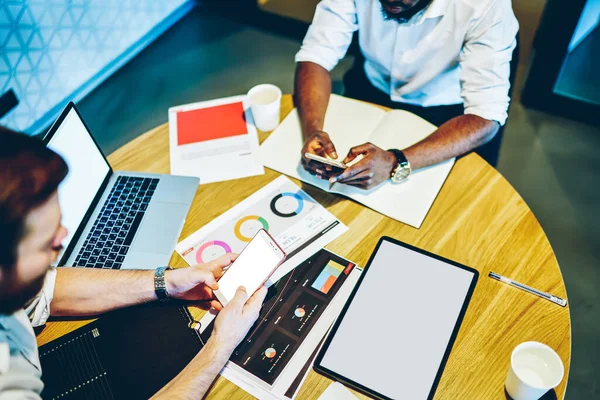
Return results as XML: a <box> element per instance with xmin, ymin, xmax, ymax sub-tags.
<box><xmin>0</xmin><ymin>127</ymin><xmax>266</xmax><ymax>399</ymax></box>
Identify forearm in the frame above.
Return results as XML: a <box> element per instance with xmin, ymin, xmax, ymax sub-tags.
<box><xmin>151</xmin><ymin>336</ymin><xmax>233</xmax><ymax>400</ymax></box>
<box><xmin>295</xmin><ymin>62</ymin><xmax>332</xmax><ymax>139</ymax></box>
<box><xmin>50</xmin><ymin>267</ymin><xmax>156</xmax><ymax>316</ymax></box>
<box><xmin>402</xmin><ymin>114</ymin><xmax>499</xmax><ymax>170</ymax></box>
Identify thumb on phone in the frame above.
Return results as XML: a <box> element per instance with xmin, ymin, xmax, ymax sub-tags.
<box><xmin>323</xmin><ymin>139</ymin><xmax>338</xmax><ymax>159</ymax></box>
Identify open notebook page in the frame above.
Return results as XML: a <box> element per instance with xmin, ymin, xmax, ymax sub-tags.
<box><xmin>330</xmin><ymin>110</ymin><xmax>455</xmax><ymax>227</ymax></box>
<box><xmin>259</xmin><ymin>95</ymin><xmax>454</xmax><ymax>228</ymax></box>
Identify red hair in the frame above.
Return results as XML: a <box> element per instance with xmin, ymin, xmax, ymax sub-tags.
<box><xmin>0</xmin><ymin>126</ymin><xmax>68</xmax><ymax>268</ymax></box>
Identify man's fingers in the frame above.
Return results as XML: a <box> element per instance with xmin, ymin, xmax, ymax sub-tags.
<box><xmin>201</xmin><ymin>253</ymin><xmax>237</xmax><ymax>280</ymax></box>
<box><xmin>187</xmin><ymin>268</ymin><xmax>219</xmax><ymax>289</ymax></box>
<box><xmin>302</xmin><ymin>160</ymin><xmax>320</xmax><ymax>173</ymax></box>
<box><xmin>336</xmin><ymin>170</ymin><xmax>373</xmax><ymax>183</ymax></box>
<box><xmin>323</xmin><ymin>140</ymin><xmax>338</xmax><ymax>159</ymax></box>
<box><xmin>208</xmin><ymin>253</ymin><xmax>236</xmax><ymax>269</ymax></box>
<box><xmin>331</xmin><ymin>160</ymin><xmax>370</xmax><ymax>183</ymax></box>
<box><xmin>201</xmin><ymin>271</ymin><xmax>218</xmax><ymax>290</ymax></box>
<box><xmin>343</xmin><ymin>143</ymin><xmax>373</xmax><ymax>163</ymax></box>
<box><xmin>210</xmin><ymin>299</ymin><xmax>223</xmax><ymax>311</ymax></box>
<box><xmin>244</xmin><ymin>286</ymin><xmax>268</xmax><ymax>315</ymax></box>
<box><xmin>227</xmin><ymin>286</ymin><xmax>249</xmax><ymax>309</ymax></box>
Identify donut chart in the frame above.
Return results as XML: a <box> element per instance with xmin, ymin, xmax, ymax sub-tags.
<box><xmin>270</xmin><ymin>192</ymin><xmax>304</xmax><ymax>218</ymax></box>
<box><xmin>196</xmin><ymin>240</ymin><xmax>232</xmax><ymax>263</ymax></box>
<box><xmin>294</xmin><ymin>307</ymin><xmax>306</xmax><ymax>318</ymax></box>
<box><xmin>234</xmin><ymin>215</ymin><xmax>269</xmax><ymax>242</ymax></box>
<box><xmin>264</xmin><ymin>347</ymin><xmax>277</xmax><ymax>359</ymax></box>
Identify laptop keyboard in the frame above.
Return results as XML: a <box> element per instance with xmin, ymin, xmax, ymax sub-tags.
<box><xmin>73</xmin><ymin>176</ymin><xmax>159</xmax><ymax>269</ymax></box>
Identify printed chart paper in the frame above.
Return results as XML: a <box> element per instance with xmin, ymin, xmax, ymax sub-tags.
<box><xmin>176</xmin><ymin>176</ymin><xmax>348</xmax><ymax>283</ymax></box>
<box><xmin>198</xmin><ymin>250</ymin><xmax>363</xmax><ymax>399</ymax></box>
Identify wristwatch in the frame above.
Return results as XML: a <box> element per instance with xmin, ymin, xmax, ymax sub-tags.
<box><xmin>154</xmin><ymin>266</ymin><xmax>173</xmax><ymax>301</ymax></box>
<box><xmin>388</xmin><ymin>149</ymin><xmax>412</xmax><ymax>183</ymax></box>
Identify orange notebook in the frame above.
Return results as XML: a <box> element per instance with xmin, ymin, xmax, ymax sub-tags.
<box><xmin>176</xmin><ymin>102</ymin><xmax>248</xmax><ymax>146</ymax></box>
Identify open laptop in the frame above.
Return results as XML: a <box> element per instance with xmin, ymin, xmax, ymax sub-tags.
<box><xmin>43</xmin><ymin>102</ymin><xmax>199</xmax><ymax>270</ymax></box>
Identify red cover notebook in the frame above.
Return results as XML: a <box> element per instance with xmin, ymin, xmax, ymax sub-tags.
<box><xmin>176</xmin><ymin>101</ymin><xmax>248</xmax><ymax>146</ymax></box>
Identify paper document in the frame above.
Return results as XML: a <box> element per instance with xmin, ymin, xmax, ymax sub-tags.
<box><xmin>259</xmin><ymin>94</ymin><xmax>455</xmax><ymax>228</ymax></box>
<box><xmin>176</xmin><ymin>176</ymin><xmax>347</xmax><ymax>283</ymax></box>
<box><xmin>318</xmin><ymin>382</ymin><xmax>359</xmax><ymax>400</ymax></box>
<box><xmin>196</xmin><ymin>250</ymin><xmax>363</xmax><ymax>399</ymax></box>
<box><xmin>168</xmin><ymin>95</ymin><xmax>264</xmax><ymax>184</ymax></box>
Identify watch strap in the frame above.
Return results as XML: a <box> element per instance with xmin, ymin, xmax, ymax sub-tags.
<box><xmin>154</xmin><ymin>266</ymin><xmax>172</xmax><ymax>301</ymax></box>
<box><xmin>388</xmin><ymin>149</ymin><xmax>410</xmax><ymax>180</ymax></box>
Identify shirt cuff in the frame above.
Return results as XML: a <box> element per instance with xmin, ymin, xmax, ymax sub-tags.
<box><xmin>464</xmin><ymin>104</ymin><xmax>509</xmax><ymax>126</ymax></box>
<box><xmin>295</xmin><ymin>50</ymin><xmax>337</xmax><ymax>72</ymax></box>
<box><xmin>25</xmin><ymin>268</ymin><xmax>57</xmax><ymax>327</ymax></box>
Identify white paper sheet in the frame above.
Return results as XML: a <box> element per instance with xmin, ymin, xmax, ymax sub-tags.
<box><xmin>168</xmin><ymin>95</ymin><xmax>264</xmax><ymax>184</ymax></box>
<box><xmin>176</xmin><ymin>176</ymin><xmax>347</xmax><ymax>282</ymax></box>
<box><xmin>259</xmin><ymin>94</ymin><xmax>455</xmax><ymax>228</ymax></box>
<box><xmin>318</xmin><ymin>382</ymin><xmax>359</xmax><ymax>400</ymax></box>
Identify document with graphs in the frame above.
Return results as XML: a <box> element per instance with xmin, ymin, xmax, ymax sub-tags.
<box><xmin>176</xmin><ymin>175</ymin><xmax>347</xmax><ymax>283</ymax></box>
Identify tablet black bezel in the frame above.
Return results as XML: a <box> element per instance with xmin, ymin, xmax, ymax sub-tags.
<box><xmin>313</xmin><ymin>236</ymin><xmax>479</xmax><ymax>400</ymax></box>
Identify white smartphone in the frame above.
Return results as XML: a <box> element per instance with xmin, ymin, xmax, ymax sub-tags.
<box><xmin>214</xmin><ymin>229</ymin><xmax>286</xmax><ymax>306</ymax></box>
<box><xmin>305</xmin><ymin>153</ymin><xmax>347</xmax><ymax>170</ymax></box>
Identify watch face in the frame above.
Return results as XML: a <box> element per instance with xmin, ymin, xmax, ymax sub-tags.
<box><xmin>393</xmin><ymin>165</ymin><xmax>411</xmax><ymax>182</ymax></box>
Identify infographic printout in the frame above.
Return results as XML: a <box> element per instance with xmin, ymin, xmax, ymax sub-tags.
<box><xmin>176</xmin><ymin>176</ymin><xmax>347</xmax><ymax>282</ymax></box>
<box><xmin>199</xmin><ymin>250</ymin><xmax>362</xmax><ymax>399</ymax></box>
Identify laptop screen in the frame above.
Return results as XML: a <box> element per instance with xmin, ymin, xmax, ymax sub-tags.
<box><xmin>46</xmin><ymin>107</ymin><xmax>111</xmax><ymax>264</ymax></box>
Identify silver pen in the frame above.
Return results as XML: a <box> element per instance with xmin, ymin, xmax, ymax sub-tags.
<box><xmin>489</xmin><ymin>272</ymin><xmax>567</xmax><ymax>307</ymax></box>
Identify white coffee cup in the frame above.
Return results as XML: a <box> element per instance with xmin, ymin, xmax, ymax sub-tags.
<box><xmin>248</xmin><ymin>84</ymin><xmax>282</xmax><ymax>132</ymax></box>
<box><xmin>505</xmin><ymin>341</ymin><xmax>564</xmax><ymax>400</ymax></box>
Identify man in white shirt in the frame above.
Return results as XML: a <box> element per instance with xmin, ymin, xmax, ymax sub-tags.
<box><xmin>0</xmin><ymin>127</ymin><xmax>267</xmax><ymax>399</ymax></box>
<box><xmin>296</xmin><ymin>0</ymin><xmax>519</xmax><ymax>189</ymax></box>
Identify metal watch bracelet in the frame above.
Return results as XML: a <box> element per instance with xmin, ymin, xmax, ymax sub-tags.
<box><xmin>154</xmin><ymin>266</ymin><xmax>172</xmax><ymax>301</ymax></box>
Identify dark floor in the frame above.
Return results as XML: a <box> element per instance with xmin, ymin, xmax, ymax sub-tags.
<box><xmin>76</xmin><ymin>3</ymin><xmax>600</xmax><ymax>398</ymax></box>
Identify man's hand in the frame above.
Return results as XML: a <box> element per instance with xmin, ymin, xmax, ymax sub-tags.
<box><xmin>331</xmin><ymin>142</ymin><xmax>396</xmax><ymax>190</ymax></box>
<box><xmin>165</xmin><ymin>253</ymin><xmax>237</xmax><ymax>310</ymax></box>
<box><xmin>211</xmin><ymin>286</ymin><xmax>268</xmax><ymax>352</ymax></box>
<box><xmin>301</xmin><ymin>131</ymin><xmax>341</xmax><ymax>180</ymax></box>
<box><xmin>150</xmin><ymin>285</ymin><xmax>268</xmax><ymax>399</ymax></box>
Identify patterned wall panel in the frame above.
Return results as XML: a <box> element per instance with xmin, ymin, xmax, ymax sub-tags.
<box><xmin>0</xmin><ymin>0</ymin><xmax>189</xmax><ymax>132</ymax></box>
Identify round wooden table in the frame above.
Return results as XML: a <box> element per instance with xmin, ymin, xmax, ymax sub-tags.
<box><xmin>37</xmin><ymin>95</ymin><xmax>571</xmax><ymax>399</ymax></box>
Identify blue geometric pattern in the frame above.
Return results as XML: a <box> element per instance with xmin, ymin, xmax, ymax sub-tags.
<box><xmin>0</xmin><ymin>0</ymin><xmax>187</xmax><ymax>132</ymax></box>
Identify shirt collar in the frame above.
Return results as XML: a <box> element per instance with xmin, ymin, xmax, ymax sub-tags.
<box><xmin>422</xmin><ymin>0</ymin><xmax>449</xmax><ymax>20</ymax></box>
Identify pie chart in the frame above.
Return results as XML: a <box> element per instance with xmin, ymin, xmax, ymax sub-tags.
<box><xmin>294</xmin><ymin>307</ymin><xmax>306</xmax><ymax>318</ymax></box>
<box><xmin>270</xmin><ymin>192</ymin><xmax>304</xmax><ymax>218</ymax></box>
<box><xmin>196</xmin><ymin>241</ymin><xmax>232</xmax><ymax>264</ymax></box>
<box><xmin>234</xmin><ymin>215</ymin><xmax>269</xmax><ymax>242</ymax></box>
<box><xmin>265</xmin><ymin>347</ymin><xmax>277</xmax><ymax>359</ymax></box>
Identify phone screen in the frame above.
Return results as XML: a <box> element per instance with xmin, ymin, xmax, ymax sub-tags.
<box><xmin>215</xmin><ymin>230</ymin><xmax>285</xmax><ymax>305</ymax></box>
<box><xmin>305</xmin><ymin>153</ymin><xmax>347</xmax><ymax>170</ymax></box>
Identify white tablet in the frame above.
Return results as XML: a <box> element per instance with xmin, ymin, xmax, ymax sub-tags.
<box><xmin>314</xmin><ymin>237</ymin><xmax>478</xmax><ymax>400</ymax></box>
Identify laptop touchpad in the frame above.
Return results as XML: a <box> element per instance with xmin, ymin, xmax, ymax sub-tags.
<box><xmin>131</xmin><ymin>202</ymin><xmax>187</xmax><ymax>255</ymax></box>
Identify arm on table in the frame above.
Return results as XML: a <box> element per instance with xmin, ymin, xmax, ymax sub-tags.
<box><xmin>402</xmin><ymin>115</ymin><xmax>499</xmax><ymax>170</ymax></box>
<box><xmin>50</xmin><ymin>268</ymin><xmax>156</xmax><ymax>316</ymax></box>
<box><xmin>295</xmin><ymin>62</ymin><xmax>340</xmax><ymax>178</ymax></box>
<box><xmin>403</xmin><ymin>0</ymin><xmax>518</xmax><ymax>170</ymax></box>
<box><xmin>295</xmin><ymin>0</ymin><xmax>358</xmax><ymax>176</ymax></box>
<box><xmin>50</xmin><ymin>255</ymin><xmax>234</xmax><ymax>316</ymax></box>
<box><xmin>296</xmin><ymin>61</ymin><xmax>332</xmax><ymax>144</ymax></box>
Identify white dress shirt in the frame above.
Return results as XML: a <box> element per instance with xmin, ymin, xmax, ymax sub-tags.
<box><xmin>0</xmin><ymin>268</ymin><xmax>57</xmax><ymax>399</ymax></box>
<box><xmin>295</xmin><ymin>0</ymin><xmax>519</xmax><ymax>125</ymax></box>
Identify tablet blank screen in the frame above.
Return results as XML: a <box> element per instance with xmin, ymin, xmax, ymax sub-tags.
<box><xmin>319</xmin><ymin>240</ymin><xmax>476</xmax><ymax>399</ymax></box>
